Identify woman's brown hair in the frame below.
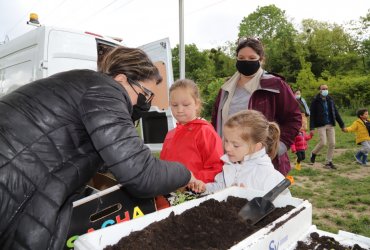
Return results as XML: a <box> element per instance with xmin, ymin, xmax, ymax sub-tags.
<box><xmin>224</xmin><ymin>110</ymin><xmax>280</xmax><ymax>158</ymax></box>
<box><xmin>99</xmin><ymin>46</ymin><xmax>162</xmax><ymax>84</ymax></box>
<box><xmin>236</xmin><ymin>37</ymin><xmax>265</xmax><ymax>61</ymax></box>
<box><xmin>169</xmin><ymin>79</ymin><xmax>203</xmax><ymax>116</ymax></box>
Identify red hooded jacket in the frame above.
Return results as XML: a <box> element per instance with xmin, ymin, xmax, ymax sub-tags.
<box><xmin>160</xmin><ymin>119</ymin><xmax>223</xmax><ymax>183</ymax></box>
<box><xmin>291</xmin><ymin>131</ymin><xmax>314</xmax><ymax>152</ymax></box>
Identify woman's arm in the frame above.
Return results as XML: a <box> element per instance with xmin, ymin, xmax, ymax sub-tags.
<box><xmin>79</xmin><ymin>84</ymin><xmax>190</xmax><ymax>198</ymax></box>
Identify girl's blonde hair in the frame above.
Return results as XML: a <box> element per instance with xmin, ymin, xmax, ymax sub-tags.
<box><xmin>169</xmin><ymin>79</ymin><xmax>203</xmax><ymax>116</ymax></box>
<box><xmin>224</xmin><ymin>110</ymin><xmax>280</xmax><ymax>159</ymax></box>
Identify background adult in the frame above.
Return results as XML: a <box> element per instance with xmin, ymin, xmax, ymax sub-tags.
<box><xmin>211</xmin><ymin>37</ymin><xmax>301</xmax><ymax>176</ymax></box>
<box><xmin>0</xmin><ymin>46</ymin><xmax>191</xmax><ymax>250</ymax></box>
<box><xmin>309</xmin><ymin>84</ymin><xmax>345</xmax><ymax>169</ymax></box>
<box><xmin>294</xmin><ymin>89</ymin><xmax>311</xmax><ymax>131</ymax></box>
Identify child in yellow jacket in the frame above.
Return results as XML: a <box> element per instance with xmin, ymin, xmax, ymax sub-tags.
<box><xmin>343</xmin><ymin>108</ymin><xmax>370</xmax><ymax>165</ymax></box>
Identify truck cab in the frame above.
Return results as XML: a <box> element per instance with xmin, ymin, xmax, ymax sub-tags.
<box><xmin>0</xmin><ymin>25</ymin><xmax>175</xmax><ymax>151</ymax></box>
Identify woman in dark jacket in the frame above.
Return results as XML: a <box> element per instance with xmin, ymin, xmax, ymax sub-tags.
<box><xmin>0</xmin><ymin>46</ymin><xmax>191</xmax><ymax>250</ymax></box>
<box><xmin>212</xmin><ymin>37</ymin><xmax>301</xmax><ymax>176</ymax></box>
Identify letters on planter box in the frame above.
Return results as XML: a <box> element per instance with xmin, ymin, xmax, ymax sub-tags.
<box><xmin>65</xmin><ymin>186</ymin><xmax>156</xmax><ymax>249</ymax></box>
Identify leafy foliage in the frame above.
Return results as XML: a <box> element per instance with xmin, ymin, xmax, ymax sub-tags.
<box><xmin>171</xmin><ymin>7</ymin><xmax>370</xmax><ymax>119</ymax></box>
<box><xmin>238</xmin><ymin>5</ymin><xmax>300</xmax><ymax>82</ymax></box>
<box><xmin>168</xmin><ymin>191</ymin><xmax>201</xmax><ymax>206</ymax></box>
<box><xmin>172</xmin><ymin>44</ymin><xmax>234</xmax><ymax>119</ymax></box>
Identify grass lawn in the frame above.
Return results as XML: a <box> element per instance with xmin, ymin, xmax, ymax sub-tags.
<box><xmin>288</xmin><ymin>112</ymin><xmax>370</xmax><ymax>237</ymax></box>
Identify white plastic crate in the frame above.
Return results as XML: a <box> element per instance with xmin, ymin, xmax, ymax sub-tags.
<box><xmin>285</xmin><ymin>225</ymin><xmax>370</xmax><ymax>249</ymax></box>
<box><xmin>74</xmin><ymin>186</ymin><xmax>312</xmax><ymax>250</ymax></box>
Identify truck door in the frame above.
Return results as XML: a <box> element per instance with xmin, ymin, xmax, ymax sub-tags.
<box><xmin>46</xmin><ymin>29</ymin><xmax>100</xmax><ymax>76</ymax></box>
<box><xmin>139</xmin><ymin>38</ymin><xmax>175</xmax><ymax>152</ymax></box>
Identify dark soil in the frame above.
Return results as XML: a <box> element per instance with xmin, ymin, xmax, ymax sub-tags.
<box><xmin>104</xmin><ymin>197</ymin><xmax>295</xmax><ymax>250</ymax></box>
<box><xmin>295</xmin><ymin>232</ymin><xmax>369</xmax><ymax>250</ymax></box>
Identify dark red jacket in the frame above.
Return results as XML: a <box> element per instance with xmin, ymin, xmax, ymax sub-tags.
<box><xmin>160</xmin><ymin>119</ymin><xmax>223</xmax><ymax>183</ymax></box>
<box><xmin>291</xmin><ymin>131</ymin><xmax>314</xmax><ymax>152</ymax></box>
<box><xmin>211</xmin><ymin>72</ymin><xmax>301</xmax><ymax>176</ymax></box>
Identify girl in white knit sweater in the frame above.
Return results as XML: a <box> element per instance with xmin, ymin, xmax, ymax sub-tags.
<box><xmin>188</xmin><ymin>109</ymin><xmax>290</xmax><ymax>195</ymax></box>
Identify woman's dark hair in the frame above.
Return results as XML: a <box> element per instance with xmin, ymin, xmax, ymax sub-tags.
<box><xmin>357</xmin><ymin>108</ymin><xmax>368</xmax><ymax>118</ymax></box>
<box><xmin>99</xmin><ymin>46</ymin><xmax>162</xmax><ymax>84</ymax></box>
<box><xmin>236</xmin><ymin>37</ymin><xmax>265</xmax><ymax>60</ymax></box>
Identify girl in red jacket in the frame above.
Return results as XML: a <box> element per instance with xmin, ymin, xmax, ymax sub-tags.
<box><xmin>156</xmin><ymin>79</ymin><xmax>224</xmax><ymax>209</ymax></box>
<box><xmin>160</xmin><ymin>79</ymin><xmax>224</xmax><ymax>182</ymax></box>
<box><xmin>291</xmin><ymin>127</ymin><xmax>314</xmax><ymax>170</ymax></box>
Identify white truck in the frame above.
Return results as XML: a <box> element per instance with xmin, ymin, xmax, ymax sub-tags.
<box><xmin>0</xmin><ymin>25</ymin><xmax>175</xmax><ymax>151</ymax></box>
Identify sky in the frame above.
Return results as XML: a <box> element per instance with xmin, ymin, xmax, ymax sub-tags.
<box><xmin>0</xmin><ymin>0</ymin><xmax>369</xmax><ymax>50</ymax></box>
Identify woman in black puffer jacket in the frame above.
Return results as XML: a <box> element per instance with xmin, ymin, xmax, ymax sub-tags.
<box><xmin>0</xmin><ymin>46</ymin><xmax>191</xmax><ymax>250</ymax></box>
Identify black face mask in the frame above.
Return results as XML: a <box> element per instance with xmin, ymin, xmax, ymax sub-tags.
<box><xmin>131</xmin><ymin>93</ymin><xmax>152</xmax><ymax>122</ymax></box>
<box><xmin>236</xmin><ymin>60</ymin><xmax>260</xmax><ymax>76</ymax></box>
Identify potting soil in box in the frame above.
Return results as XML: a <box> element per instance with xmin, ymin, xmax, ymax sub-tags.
<box><xmin>286</xmin><ymin>225</ymin><xmax>370</xmax><ymax>250</ymax></box>
<box><xmin>74</xmin><ymin>187</ymin><xmax>312</xmax><ymax>250</ymax></box>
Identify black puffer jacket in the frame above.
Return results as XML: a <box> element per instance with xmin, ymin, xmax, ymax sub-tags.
<box><xmin>0</xmin><ymin>70</ymin><xmax>190</xmax><ymax>250</ymax></box>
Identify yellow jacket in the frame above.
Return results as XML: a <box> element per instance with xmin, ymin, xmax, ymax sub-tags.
<box><xmin>345</xmin><ymin>118</ymin><xmax>370</xmax><ymax>144</ymax></box>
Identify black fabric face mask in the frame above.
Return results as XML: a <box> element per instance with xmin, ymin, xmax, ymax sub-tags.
<box><xmin>236</xmin><ymin>60</ymin><xmax>260</xmax><ymax>76</ymax></box>
<box><xmin>131</xmin><ymin>93</ymin><xmax>151</xmax><ymax>122</ymax></box>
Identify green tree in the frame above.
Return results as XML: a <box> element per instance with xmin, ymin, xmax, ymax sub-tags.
<box><xmin>356</xmin><ymin>9</ymin><xmax>370</xmax><ymax>72</ymax></box>
<box><xmin>171</xmin><ymin>44</ymin><xmax>234</xmax><ymax>118</ymax></box>
<box><xmin>238</xmin><ymin>4</ymin><xmax>291</xmax><ymax>40</ymax></box>
<box><xmin>171</xmin><ymin>7</ymin><xmax>370</xmax><ymax>115</ymax></box>
<box><xmin>238</xmin><ymin>4</ymin><xmax>300</xmax><ymax>82</ymax></box>
<box><xmin>207</xmin><ymin>48</ymin><xmax>235</xmax><ymax>78</ymax></box>
<box><xmin>300</xmin><ymin>19</ymin><xmax>361</xmax><ymax>77</ymax></box>
<box><xmin>172</xmin><ymin>44</ymin><xmax>214</xmax><ymax>82</ymax></box>
<box><xmin>295</xmin><ymin>61</ymin><xmax>316</xmax><ymax>91</ymax></box>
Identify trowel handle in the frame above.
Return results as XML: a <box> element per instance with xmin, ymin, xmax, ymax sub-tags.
<box><xmin>263</xmin><ymin>178</ymin><xmax>292</xmax><ymax>202</ymax></box>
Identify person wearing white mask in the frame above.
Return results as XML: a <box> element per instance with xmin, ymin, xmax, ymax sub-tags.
<box><xmin>309</xmin><ymin>84</ymin><xmax>345</xmax><ymax>169</ymax></box>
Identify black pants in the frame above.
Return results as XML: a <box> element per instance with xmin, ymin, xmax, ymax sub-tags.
<box><xmin>296</xmin><ymin>151</ymin><xmax>306</xmax><ymax>163</ymax></box>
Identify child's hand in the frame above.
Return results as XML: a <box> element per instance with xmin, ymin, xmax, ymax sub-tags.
<box><xmin>181</xmin><ymin>172</ymin><xmax>197</xmax><ymax>192</ymax></box>
<box><xmin>342</xmin><ymin>127</ymin><xmax>347</xmax><ymax>132</ymax></box>
<box><xmin>187</xmin><ymin>179</ymin><xmax>206</xmax><ymax>193</ymax></box>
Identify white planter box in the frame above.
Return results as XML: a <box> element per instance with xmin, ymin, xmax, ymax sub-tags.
<box><xmin>286</xmin><ymin>225</ymin><xmax>370</xmax><ymax>249</ymax></box>
<box><xmin>74</xmin><ymin>187</ymin><xmax>312</xmax><ymax>250</ymax></box>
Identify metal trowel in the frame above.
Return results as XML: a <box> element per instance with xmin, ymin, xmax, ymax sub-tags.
<box><xmin>238</xmin><ymin>177</ymin><xmax>293</xmax><ymax>225</ymax></box>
